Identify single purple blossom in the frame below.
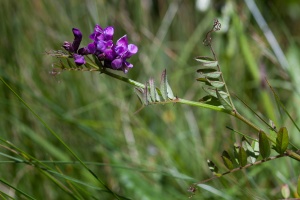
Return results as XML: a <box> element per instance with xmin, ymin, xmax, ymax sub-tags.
<box><xmin>111</xmin><ymin>35</ymin><xmax>138</xmax><ymax>73</ymax></box>
<box><xmin>63</xmin><ymin>28</ymin><xmax>86</xmax><ymax>66</ymax></box>
<box><xmin>74</xmin><ymin>54</ymin><xmax>86</xmax><ymax>65</ymax></box>
<box><xmin>78</xmin><ymin>43</ymin><xmax>96</xmax><ymax>55</ymax></box>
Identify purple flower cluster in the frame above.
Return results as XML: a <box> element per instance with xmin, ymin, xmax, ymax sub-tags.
<box><xmin>63</xmin><ymin>25</ymin><xmax>138</xmax><ymax>73</ymax></box>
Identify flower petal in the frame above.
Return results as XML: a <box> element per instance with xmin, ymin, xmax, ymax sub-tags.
<box><xmin>62</xmin><ymin>41</ymin><xmax>73</xmax><ymax>52</ymax></box>
<box><xmin>89</xmin><ymin>24</ymin><xmax>103</xmax><ymax>40</ymax></box>
<box><xmin>111</xmin><ymin>58</ymin><xmax>123</xmax><ymax>69</ymax></box>
<box><xmin>125</xmin><ymin>44</ymin><xmax>138</xmax><ymax>58</ymax></box>
<box><xmin>116</xmin><ymin>35</ymin><xmax>128</xmax><ymax>48</ymax></box>
<box><xmin>103</xmin><ymin>26</ymin><xmax>114</xmax><ymax>40</ymax></box>
<box><xmin>104</xmin><ymin>49</ymin><xmax>115</xmax><ymax>61</ymax></box>
<box><xmin>78</xmin><ymin>43</ymin><xmax>96</xmax><ymax>55</ymax></box>
<box><xmin>72</xmin><ymin>28</ymin><xmax>82</xmax><ymax>52</ymax></box>
<box><xmin>73</xmin><ymin>54</ymin><xmax>86</xmax><ymax>66</ymax></box>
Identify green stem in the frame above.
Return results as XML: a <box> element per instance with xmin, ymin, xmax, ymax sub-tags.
<box><xmin>80</xmin><ymin>66</ymin><xmax>300</xmax><ymax>162</ymax></box>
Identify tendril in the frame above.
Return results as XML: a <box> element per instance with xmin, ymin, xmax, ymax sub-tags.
<box><xmin>203</xmin><ymin>19</ymin><xmax>221</xmax><ymax>46</ymax></box>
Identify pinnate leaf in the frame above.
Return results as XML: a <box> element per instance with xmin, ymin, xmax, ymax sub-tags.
<box><xmin>216</xmin><ymin>90</ymin><xmax>232</xmax><ymax>110</ymax></box>
<box><xmin>202</xmin><ymin>86</ymin><xmax>228</xmax><ymax>99</ymax></box>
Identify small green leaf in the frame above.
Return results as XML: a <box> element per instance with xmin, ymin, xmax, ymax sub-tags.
<box><xmin>160</xmin><ymin>69</ymin><xmax>175</xmax><ymax>100</ymax></box>
<box><xmin>202</xmin><ymin>61</ymin><xmax>218</xmax><ymax>67</ymax></box>
<box><xmin>202</xmin><ymin>86</ymin><xmax>229</xmax><ymax>99</ymax></box>
<box><xmin>242</xmin><ymin>137</ymin><xmax>257</xmax><ymax>164</ymax></box>
<box><xmin>197</xmin><ymin>66</ymin><xmax>218</xmax><ymax>73</ymax></box>
<box><xmin>216</xmin><ymin>90</ymin><xmax>232</xmax><ymax>110</ymax></box>
<box><xmin>233</xmin><ymin>144</ymin><xmax>239</xmax><ymax>165</ymax></box>
<box><xmin>166</xmin><ymin>80</ymin><xmax>175</xmax><ymax>100</ymax></box>
<box><xmin>145</xmin><ymin>83</ymin><xmax>152</xmax><ymax>104</ymax></box>
<box><xmin>149</xmin><ymin>78</ymin><xmax>156</xmax><ymax>102</ymax></box>
<box><xmin>221</xmin><ymin>151</ymin><xmax>234</xmax><ymax>170</ymax></box>
<box><xmin>134</xmin><ymin>88</ymin><xmax>146</xmax><ymax>105</ymax></box>
<box><xmin>207</xmin><ymin>160</ymin><xmax>219</xmax><ymax>175</ymax></box>
<box><xmin>155</xmin><ymin>89</ymin><xmax>161</xmax><ymax>102</ymax></box>
<box><xmin>207</xmin><ymin>80</ymin><xmax>225</xmax><ymax>88</ymax></box>
<box><xmin>238</xmin><ymin>146</ymin><xmax>248</xmax><ymax>167</ymax></box>
<box><xmin>275</xmin><ymin>127</ymin><xmax>289</xmax><ymax>154</ymax></box>
<box><xmin>252</xmin><ymin>141</ymin><xmax>260</xmax><ymax>157</ymax></box>
<box><xmin>196</xmin><ymin>75</ymin><xmax>208</xmax><ymax>83</ymax></box>
<box><xmin>281</xmin><ymin>184</ymin><xmax>290</xmax><ymax>199</ymax></box>
<box><xmin>205</xmin><ymin>71</ymin><xmax>222</xmax><ymax>79</ymax></box>
<box><xmin>259</xmin><ymin>130</ymin><xmax>271</xmax><ymax>159</ymax></box>
<box><xmin>160</xmin><ymin>69</ymin><xmax>167</xmax><ymax>100</ymax></box>
<box><xmin>194</xmin><ymin>56</ymin><xmax>216</xmax><ymax>63</ymax></box>
<box><xmin>198</xmin><ymin>95</ymin><xmax>220</xmax><ymax>106</ymax></box>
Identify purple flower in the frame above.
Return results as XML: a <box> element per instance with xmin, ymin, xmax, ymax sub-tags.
<box><xmin>111</xmin><ymin>35</ymin><xmax>138</xmax><ymax>73</ymax></box>
<box><xmin>63</xmin><ymin>28</ymin><xmax>86</xmax><ymax>66</ymax></box>
<box><xmin>73</xmin><ymin>54</ymin><xmax>85</xmax><ymax>65</ymax></box>
<box><xmin>62</xmin><ymin>25</ymin><xmax>138</xmax><ymax>73</ymax></box>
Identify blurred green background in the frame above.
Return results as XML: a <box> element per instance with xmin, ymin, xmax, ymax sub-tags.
<box><xmin>1</xmin><ymin>0</ymin><xmax>300</xmax><ymax>199</ymax></box>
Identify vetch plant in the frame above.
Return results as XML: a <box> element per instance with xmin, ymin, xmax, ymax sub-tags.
<box><xmin>48</xmin><ymin>21</ymin><xmax>300</xmax><ymax>198</ymax></box>
<box><xmin>61</xmin><ymin>24</ymin><xmax>138</xmax><ymax>73</ymax></box>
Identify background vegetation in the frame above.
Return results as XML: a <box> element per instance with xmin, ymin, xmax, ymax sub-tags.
<box><xmin>1</xmin><ymin>0</ymin><xmax>300</xmax><ymax>199</ymax></box>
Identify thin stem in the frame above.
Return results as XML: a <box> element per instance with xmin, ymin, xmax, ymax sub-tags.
<box><xmin>61</xmin><ymin>64</ymin><xmax>300</xmax><ymax>162</ymax></box>
<box><xmin>195</xmin><ymin>153</ymin><xmax>287</xmax><ymax>185</ymax></box>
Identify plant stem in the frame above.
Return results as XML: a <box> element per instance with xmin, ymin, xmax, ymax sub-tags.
<box><xmin>97</xmin><ymin>69</ymin><xmax>300</xmax><ymax>162</ymax></box>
